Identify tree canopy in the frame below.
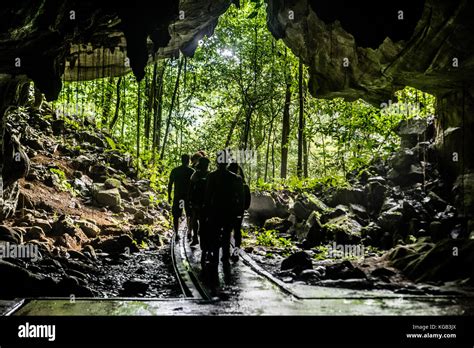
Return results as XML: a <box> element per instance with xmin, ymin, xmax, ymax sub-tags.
<box><xmin>54</xmin><ymin>0</ymin><xmax>435</xmax><ymax>189</ymax></box>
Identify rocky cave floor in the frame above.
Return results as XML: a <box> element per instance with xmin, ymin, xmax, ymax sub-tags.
<box><xmin>1</xmin><ymin>104</ymin><xmax>183</xmax><ymax>298</ymax></box>
<box><xmin>1</xmin><ymin>104</ymin><xmax>474</xmax><ymax>301</ymax></box>
<box><xmin>244</xmin><ymin>243</ymin><xmax>473</xmax><ymax>296</ymax></box>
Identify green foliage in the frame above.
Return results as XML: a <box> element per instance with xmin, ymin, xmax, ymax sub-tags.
<box><xmin>53</xmin><ymin>1</ymin><xmax>436</xmax><ymax>188</ymax></box>
<box><xmin>253</xmin><ymin>174</ymin><xmax>348</xmax><ymax>192</ymax></box>
<box><xmin>49</xmin><ymin>168</ymin><xmax>75</xmax><ymax>195</ymax></box>
<box><xmin>313</xmin><ymin>246</ymin><xmax>329</xmax><ymax>260</ymax></box>
<box><xmin>256</xmin><ymin>229</ymin><xmax>292</xmax><ymax>248</ymax></box>
<box><xmin>104</xmin><ymin>136</ymin><xmax>116</xmax><ymax>150</ymax></box>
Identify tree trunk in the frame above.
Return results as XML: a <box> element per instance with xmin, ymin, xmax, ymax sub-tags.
<box><xmin>160</xmin><ymin>57</ymin><xmax>183</xmax><ymax>161</ymax></box>
<box><xmin>136</xmin><ymin>79</ymin><xmax>142</xmax><ymax>171</ymax></box>
<box><xmin>102</xmin><ymin>77</ymin><xmax>114</xmax><ymax>127</ymax></box>
<box><xmin>120</xmin><ymin>77</ymin><xmax>126</xmax><ymax>141</ymax></box>
<box><xmin>280</xmin><ymin>82</ymin><xmax>291</xmax><ymax>179</ymax></box>
<box><xmin>242</xmin><ymin>107</ymin><xmax>253</xmax><ymax>149</ymax></box>
<box><xmin>144</xmin><ymin>67</ymin><xmax>154</xmax><ymax>151</ymax></box>
<box><xmin>225</xmin><ymin>111</ymin><xmax>240</xmax><ymax>147</ymax></box>
<box><xmin>297</xmin><ymin>60</ymin><xmax>304</xmax><ymax>178</ymax></box>
<box><xmin>303</xmin><ymin>131</ymin><xmax>308</xmax><ymax>178</ymax></box>
<box><xmin>152</xmin><ymin>60</ymin><xmax>167</xmax><ymax>162</ymax></box>
<box><xmin>264</xmin><ymin>115</ymin><xmax>275</xmax><ymax>182</ymax></box>
<box><xmin>109</xmin><ymin>77</ymin><xmax>122</xmax><ymax>130</ymax></box>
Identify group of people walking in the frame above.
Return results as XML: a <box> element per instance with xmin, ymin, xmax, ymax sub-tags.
<box><xmin>168</xmin><ymin>150</ymin><xmax>251</xmax><ymax>268</ymax></box>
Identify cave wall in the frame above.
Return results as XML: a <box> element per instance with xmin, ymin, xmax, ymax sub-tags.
<box><xmin>266</xmin><ymin>0</ymin><xmax>474</xmax><ymax>217</ymax></box>
<box><xmin>435</xmin><ymin>84</ymin><xmax>474</xmax><ymax>182</ymax></box>
<box><xmin>0</xmin><ymin>0</ymin><xmax>235</xmax><ymax>97</ymax></box>
<box><xmin>435</xmin><ymin>84</ymin><xmax>474</xmax><ymax>226</ymax></box>
<box><xmin>266</xmin><ymin>0</ymin><xmax>474</xmax><ymax>104</ymax></box>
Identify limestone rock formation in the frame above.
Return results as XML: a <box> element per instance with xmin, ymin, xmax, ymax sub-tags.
<box><xmin>266</xmin><ymin>0</ymin><xmax>474</xmax><ymax>104</ymax></box>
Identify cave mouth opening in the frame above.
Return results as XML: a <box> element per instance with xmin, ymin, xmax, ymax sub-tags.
<box><xmin>1</xmin><ymin>0</ymin><xmax>474</xmax><ymax>312</ymax></box>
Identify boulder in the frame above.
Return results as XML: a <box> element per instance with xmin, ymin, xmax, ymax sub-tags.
<box><xmin>133</xmin><ymin>210</ymin><xmax>154</xmax><ymax>224</ymax></box>
<box><xmin>377</xmin><ymin>209</ymin><xmax>405</xmax><ymax>235</ymax></box>
<box><xmin>323</xmin><ymin>215</ymin><xmax>362</xmax><ymax>244</ymax></box>
<box><xmin>33</xmin><ymin>219</ymin><xmax>52</xmax><ymax>234</ymax></box>
<box><xmin>50</xmin><ymin>215</ymin><xmax>77</xmax><ymax>236</ymax></box>
<box><xmin>367</xmin><ymin>176</ymin><xmax>386</xmax><ymax>185</ymax></box>
<box><xmin>119</xmin><ymin>187</ymin><xmax>131</xmax><ymax>200</ymax></box>
<box><xmin>77</xmin><ymin>220</ymin><xmax>100</xmax><ymax>238</ymax></box>
<box><xmin>360</xmin><ymin>222</ymin><xmax>383</xmax><ymax>246</ymax></box>
<box><xmin>131</xmin><ymin>225</ymin><xmax>153</xmax><ymax>242</ymax></box>
<box><xmin>291</xmin><ymin>192</ymin><xmax>328</xmax><ymax>220</ymax></box>
<box><xmin>72</xmin><ymin>178</ymin><xmax>89</xmax><ymax>195</ymax></box>
<box><xmin>299</xmin><ymin>211</ymin><xmax>324</xmax><ymax>248</ymax></box>
<box><xmin>325</xmin><ymin>261</ymin><xmax>366</xmax><ymax>280</ymax></box>
<box><xmin>380</xmin><ymin>198</ymin><xmax>400</xmax><ymax>213</ymax></box>
<box><xmin>423</xmin><ymin>191</ymin><xmax>448</xmax><ymax>212</ymax></box>
<box><xmin>281</xmin><ymin>251</ymin><xmax>313</xmax><ymax>274</ymax></box>
<box><xmin>0</xmin><ymin>225</ymin><xmax>22</xmax><ymax>244</ymax></box>
<box><xmin>72</xmin><ymin>155</ymin><xmax>93</xmax><ymax>171</ymax></box>
<box><xmin>248</xmin><ymin>192</ymin><xmax>283</xmax><ymax>223</ymax></box>
<box><xmin>51</xmin><ymin>119</ymin><xmax>66</xmax><ymax>136</ymax></box>
<box><xmin>317</xmin><ymin>278</ymin><xmax>373</xmax><ymax>290</ymax></box>
<box><xmin>0</xmin><ymin>260</ymin><xmax>50</xmax><ymax>297</ymax></box>
<box><xmin>140</xmin><ymin>197</ymin><xmax>151</xmax><ymax>207</ymax></box>
<box><xmin>348</xmin><ymin>203</ymin><xmax>369</xmax><ymax>221</ymax></box>
<box><xmin>320</xmin><ymin>205</ymin><xmax>348</xmax><ymax>224</ymax></box>
<box><xmin>107</xmin><ymin>152</ymin><xmax>132</xmax><ymax>173</ymax></box>
<box><xmin>388</xmin><ymin>168</ymin><xmax>424</xmax><ymax>187</ymax></box>
<box><xmin>402</xmin><ymin>199</ymin><xmax>426</xmax><ymax>220</ymax></box>
<box><xmin>54</xmin><ymin>233</ymin><xmax>81</xmax><ymax>250</ymax></box>
<box><xmin>56</xmin><ymin>276</ymin><xmax>95</xmax><ymax>297</ymax></box>
<box><xmin>88</xmin><ymin>164</ymin><xmax>108</xmax><ymax>181</ymax></box>
<box><xmin>298</xmin><ymin>269</ymin><xmax>322</xmax><ymax>282</ymax></box>
<box><xmin>82</xmin><ymin>245</ymin><xmax>97</xmax><ymax>260</ymax></box>
<box><xmin>94</xmin><ymin>188</ymin><xmax>122</xmax><ymax>208</ymax></box>
<box><xmin>396</xmin><ymin>118</ymin><xmax>432</xmax><ymax>149</ymax></box>
<box><xmin>366</xmin><ymin>180</ymin><xmax>386</xmax><ymax>214</ymax></box>
<box><xmin>124</xmin><ymin>205</ymin><xmax>138</xmax><ymax>215</ymax></box>
<box><xmin>78</xmin><ymin>131</ymin><xmax>106</xmax><ymax>148</ymax></box>
<box><xmin>104</xmin><ymin>178</ymin><xmax>121</xmax><ymax>189</ymax></box>
<box><xmin>68</xmin><ymin>250</ymin><xmax>89</xmax><ymax>261</ymax></box>
<box><xmin>24</xmin><ymin>226</ymin><xmax>46</xmax><ymax>242</ymax></box>
<box><xmin>263</xmin><ymin>217</ymin><xmax>292</xmax><ymax>233</ymax></box>
<box><xmin>91</xmin><ymin>235</ymin><xmax>139</xmax><ymax>254</ymax></box>
<box><xmin>390</xmin><ymin>149</ymin><xmax>417</xmax><ymax>172</ymax></box>
<box><xmin>329</xmin><ymin>187</ymin><xmax>366</xmax><ymax>207</ymax></box>
<box><xmin>388</xmin><ymin>239</ymin><xmax>474</xmax><ymax>284</ymax></box>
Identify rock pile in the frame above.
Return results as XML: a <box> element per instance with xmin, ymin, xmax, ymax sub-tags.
<box><xmin>0</xmin><ymin>103</ymin><xmax>175</xmax><ymax>298</ymax></box>
<box><xmin>248</xmin><ymin>117</ymin><xmax>474</xmax><ymax>286</ymax></box>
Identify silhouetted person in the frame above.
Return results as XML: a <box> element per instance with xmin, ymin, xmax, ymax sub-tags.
<box><xmin>191</xmin><ymin>150</ymin><xmax>207</xmax><ymax>170</ymax></box>
<box><xmin>228</xmin><ymin>162</ymin><xmax>251</xmax><ymax>262</ymax></box>
<box><xmin>204</xmin><ymin>151</ymin><xmax>244</xmax><ymax>268</ymax></box>
<box><xmin>189</xmin><ymin>156</ymin><xmax>210</xmax><ymax>247</ymax></box>
<box><xmin>168</xmin><ymin>154</ymin><xmax>194</xmax><ymax>239</ymax></box>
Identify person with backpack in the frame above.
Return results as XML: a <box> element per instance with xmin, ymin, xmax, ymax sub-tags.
<box><xmin>188</xmin><ymin>156</ymin><xmax>210</xmax><ymax>247</ymax></box>
<box><xmin>228</xmin><ymin>162</ymin><xmax>251</xmax><ymax>262</ymax></box>
<box><xmin>204</xmin><ymin>151</ymin><xmax>244</xmax><ymax>268</ymax></box>
<box><xmin>168</xmin><ymin>154</ymin><xmax>194</xmax><ymax>240</ymax></box>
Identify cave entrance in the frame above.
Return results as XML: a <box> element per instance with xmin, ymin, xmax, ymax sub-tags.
<box><xmin>1</xmin><ymin>0</ymin><xmax>474</xmax><ymax>316</ymax></box>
